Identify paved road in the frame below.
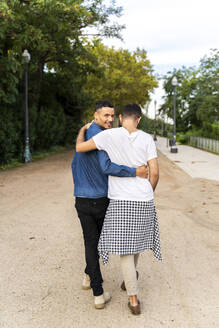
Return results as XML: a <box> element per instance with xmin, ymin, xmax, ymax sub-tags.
<box><xmin>0</xmin><ymin>149</ymin><xmax>218</xmax><ymax>328</ymax></box>
<box><xmin>156</xmin><ymin>136</ymin><xmax>219</xmax><ymax>181</ymax></box>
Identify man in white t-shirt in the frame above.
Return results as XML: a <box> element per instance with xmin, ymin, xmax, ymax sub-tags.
<box><xmin>76</xmin><ymin>104</ymin><xmax>162</xmax><ymax>315</ymax></box>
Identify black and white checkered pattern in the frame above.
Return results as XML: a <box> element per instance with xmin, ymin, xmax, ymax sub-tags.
<box><xmin>98</xmin><ymin>199</ymin><xmax>162</xmax><ymax>265</ymax></box>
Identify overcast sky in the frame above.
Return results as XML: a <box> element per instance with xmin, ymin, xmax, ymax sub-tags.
<box><xmin>103</xmin><ymin>0</ymin><xmax>219</xmax><ymax>117</ymax></box>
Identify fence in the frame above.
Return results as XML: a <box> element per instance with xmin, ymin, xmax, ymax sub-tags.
<box><xmin>189</xmin><ymin>136</ymin><xmax>219</xmax><ymax>154</ymax></box>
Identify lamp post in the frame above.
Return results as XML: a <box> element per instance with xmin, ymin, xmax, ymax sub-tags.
<box><xmin>166</xmin><ymin>109</ymin><xmax>169</xmax><ymax>147</ymax></box>
<box><xmin>170</xmin><ymin>76</ymin><xmax>178</xmax><ymax>153</ymax></box>
<box><xmin>22</xmin><ymin>49</ymin><xmax>31</xmax><ymax>163</ymax></box>
<box><xmin>153</xmin><ymin>100</ymin><xmax>157</xmax><ymax>141</ymax></box>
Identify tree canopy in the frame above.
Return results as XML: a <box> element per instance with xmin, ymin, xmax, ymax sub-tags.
<box><xmin>82</xmin><ymin>40</ymin><xmax>158</xmax><ymax>118</ymax></box>
<box><xmin>160</xmin><ymin>49</ymin><xmax>219</xmax><ymax>133</ymax></box>
<box><xmin>0</xmin><ymin>0</ymin><xmax>124</xmax><ymax>106</ymax></box>
<box><xmin>0</xmin><ymin>0</ymin><xmax>159</xmax><ymax>165</ymax></box>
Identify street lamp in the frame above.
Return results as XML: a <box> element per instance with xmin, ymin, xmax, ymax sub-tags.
<box><xmin>22</xmin><ymin>49</ymin><xmax>31</xmax><ymax>163</ymax></box>
<box><xmin>153</xmin><ymin>100</ymin><xmax>157</xmax><ymax>141</ymax></box>
<box><xmin>170</xmin><ymin>76</ymin><xmax>178</xmax><ymax>153</ymax></box>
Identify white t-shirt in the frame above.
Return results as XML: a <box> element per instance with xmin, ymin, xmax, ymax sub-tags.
<box><xmin>93</xmin><ymin>127</ymin><xmax>157</xmax><ymax>201</ymax></box>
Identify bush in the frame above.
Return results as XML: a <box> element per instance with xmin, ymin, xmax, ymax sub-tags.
<box><xmin>63</xmin><ymin>115</ymin><xmax>80</xmax><ymax>145</ymax></box>
<box><xmin>138</xmin><ymin>115</ymin><xmax>154</xmax><ymax>134</ymax></box>
<box><xmin>35</xmin><ymin>105</ymin><xmax>66</xmax><ymax>150</ymax></box>
<box><xmin>176</xmin><ymin>123</ymin><xmax>219</xmax><ymax>147</ymax></box>
<box><xmin>0</xmin><ymin>103</ymin><xmax>81</xmax><ymax>166</ymax></box>
<box><xmin>0</xmin><ymin>107</ymin><xmax>23</xmax><ymax>164</ymax></box>
<box><xmin>200</xmin><ymin>122</ymin><xmax>219</xmax><ymax>140</ymax></box>
<box><xmin>176</xmin><ymin>133</ymin><xmax>190</xmax><ymax>144</ymax></box>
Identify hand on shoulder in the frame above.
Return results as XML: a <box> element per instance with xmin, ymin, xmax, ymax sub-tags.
<box><xmin>83</xmin><ymin>121</ymin><xmax>93</xmax><ymax>130</ymax></box>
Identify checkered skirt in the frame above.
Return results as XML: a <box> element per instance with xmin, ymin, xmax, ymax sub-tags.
<box><xmin>98</xmin><ymin>199</ymin><xmax>162</xmax><ymax>265</ymax></box>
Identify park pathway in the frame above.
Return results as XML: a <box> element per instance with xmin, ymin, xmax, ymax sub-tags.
<box><xmin>0</xmin><ymin>149</ymin><xmax>218</xmax><ymax>328</ymax></box>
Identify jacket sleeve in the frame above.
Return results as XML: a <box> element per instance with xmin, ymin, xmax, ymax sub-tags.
<box><xmin>97</xmin><ymin>150</ymin><xmax>136</xmax><ymax>177</ymax></box>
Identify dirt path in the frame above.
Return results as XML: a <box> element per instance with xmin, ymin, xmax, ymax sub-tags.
<box><xmin>0</xmin><ymin>150</ymin><xmax>218</xmax><ymax>328</ymax></box>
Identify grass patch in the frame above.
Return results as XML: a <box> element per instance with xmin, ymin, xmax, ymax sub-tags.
<box><xmin>32</xmin><ymin>146</ymin><xmax>67</xmax><ymax>160</ymax></box>
<box><xmin>0</xmin><ymin>159</ymin><xmax>23</xmax><ymax>170</ymax></box>
<box><xmin>0</xmin><ymin>145</ymin><xmax>73</xmax><ymax>171</ymax></box>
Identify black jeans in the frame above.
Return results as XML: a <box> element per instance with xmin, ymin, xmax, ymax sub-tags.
<box><xmin>75</xmin><ymin>197</ymin><xmax>109</xmax><ymax>296</ymax></box>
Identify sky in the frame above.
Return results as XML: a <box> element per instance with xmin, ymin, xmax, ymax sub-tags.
<box><xmin>103</xmin><ymin>0</ymin><xmax>219</xmax><ymax>117</ymax></box>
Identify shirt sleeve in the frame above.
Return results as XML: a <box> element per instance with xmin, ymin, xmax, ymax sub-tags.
<box><xmin>147</xmin><ymin>136</ymin><xmax>157</xmax><ymax>161</ymax></box>
<box><xmin>92</xmin><ymin>130</ymin><xmax>109</xmax><ymax>151</ymax></box>
<box><xmin>97</xmin><ymin>150</ymin><xmax>136</xmax><ymax>177</ymax></box>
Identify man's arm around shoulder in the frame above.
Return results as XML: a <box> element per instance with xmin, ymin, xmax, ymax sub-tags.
<box><xmin>76</xmin><ymin>124</ymin><xmax>148</xmax><ymax>178</ymax></box>
<box><xmin>76</xmin><ymin>124</ymin><xmax>97</xmax><ymax>152</ymax></box>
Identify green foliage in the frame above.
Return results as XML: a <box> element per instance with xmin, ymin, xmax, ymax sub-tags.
<box><xmin>0</xmin><ymin>107</ymin><xmax>20</xmax><ymax>165</ymax></box>
<box><xmin>196</xmin><ymin>49</ymin><xmax>219</xmax><ymax>123</ymax></box>
<box><xmin>160</xmin><ymin>66</ymin><xmax>201</xmax><ymax>131</ymax></box>
<box><xmin>176</xmin><ymin>133</ymin><xmax>190</xmax><ymax>144</ymax></box>
<box><xmin>82</xmin><ymin>41</ymin><xmax>158</xmax><ymax>118</ymax></box>
<box><xmin>0</xmin><ymin>0</ymin><xmax>124</xmax><ymax>106</ymax></box>
<box><xmin>0</xmin><ymin>1</ymin><xmax>161</xmax><ymax>166</ymax></box>
<box><xmin>198</xmin><ymin>122</ymin><xmax>219</xmax><ymax>139</ymax></box>
<box><xmin>0</xmin><ymin>0</ymin><xmax>125</xmax><ymax>165</ymax></box>
<box><xmin>138</xmin><ymin>114</ymin><xmax>154</xmax><ymax>134</ymax></box>
<box><xmin>161</xmin><ymin>49</ymin><xmax>219</xmax><ymax>136</ymax></box>
<box><xmin>0</xmin><ymin>146</ymin><xmax>68</xmax><ymax>170</ymax></box>
<box><xmin>64</xmin><ymin>115</ymin><xmax>81</xmax><ymax>145</ymax></box>
<box><xmin>35</xmin><ymin>106</ymin><xmax>66</xmax><ymax>149</ymax></box>
<box><xmin>176</xmin><ymin>123</ymin><xmax>219</xmax><ymax>146</ymax></box>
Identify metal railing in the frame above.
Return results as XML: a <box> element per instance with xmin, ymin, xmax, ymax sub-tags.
<box><xmin>189</xmin><ymin>136</ymin><xmax>219</xmax><ymax>154</ymax></box>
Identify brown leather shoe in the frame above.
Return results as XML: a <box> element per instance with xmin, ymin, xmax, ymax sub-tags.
<box><xmin>121</xmin><ymin>271</ymin><xmax>139</xmax><ymax>291</ymax></box>
<box><xmin>128</xmin><ymin>300</ymin><xmax>141</xmax><ymax>315</ymax></box>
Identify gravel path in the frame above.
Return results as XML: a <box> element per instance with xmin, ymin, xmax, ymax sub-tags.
<box><xmin>0</xmin><ymin>149</ymin><xmax>218</xmax><ymax>328</ymax></box>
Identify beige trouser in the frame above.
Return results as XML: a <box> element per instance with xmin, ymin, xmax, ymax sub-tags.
<box><xmin>120</xmin><ymin>253</ymin><xmax>140</xmax><ymax>296</ymax></box>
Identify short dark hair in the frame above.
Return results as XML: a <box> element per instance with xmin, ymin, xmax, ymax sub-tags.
<box><xmin>95</xmin><ymin>100</ymin><xmax>114</xmax><ymax>112</ymax></box>
<box><xmin>122</xmin><ymin>104</ymin><xmax>142</xmax><ymax>119</ymax></box>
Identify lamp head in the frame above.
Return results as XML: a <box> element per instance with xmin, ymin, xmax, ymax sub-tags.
<box><xmin>172</xmin><ymin>76</ymin><xmax>178</xmax><ymax>87</ymax></box>
<box><xmin>22</xmin><ymin>49</ymin><xmax>31</xmax><ymax>63</ymax></box>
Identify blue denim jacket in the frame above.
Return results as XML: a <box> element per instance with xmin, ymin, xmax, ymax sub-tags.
<box><xmin>72</xmin><ymin>122</ymin><xmax>136</xmax><ymax>198</ymax></box>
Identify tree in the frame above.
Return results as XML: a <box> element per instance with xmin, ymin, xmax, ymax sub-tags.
<box><xmin>196</xmin><ymin>49</ymin><xmax>219</xmax><ymax>123</ymax></box>
<box><xmin>160</xmin><ymin>67</ymin><xmax>201</xmax><ymax>131</ymax></box>
<box><xmin>82</xmin><ymin>40</ymin><xmax>158</xmax><ymax>118</ymax></box>
<box><xmin>160</xmin><ymin>49</ymin><xmax>219</xmax><ymax>133</ymax></box>
<box><xmin>0</xmin><ymin>0</ymin><xmax>124</xmax><ymax>107</ymax></box>
<box><xmin>0</xmin><ymin>0</ymin><xmax>125</xmax><ymax>164</ymax></box>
